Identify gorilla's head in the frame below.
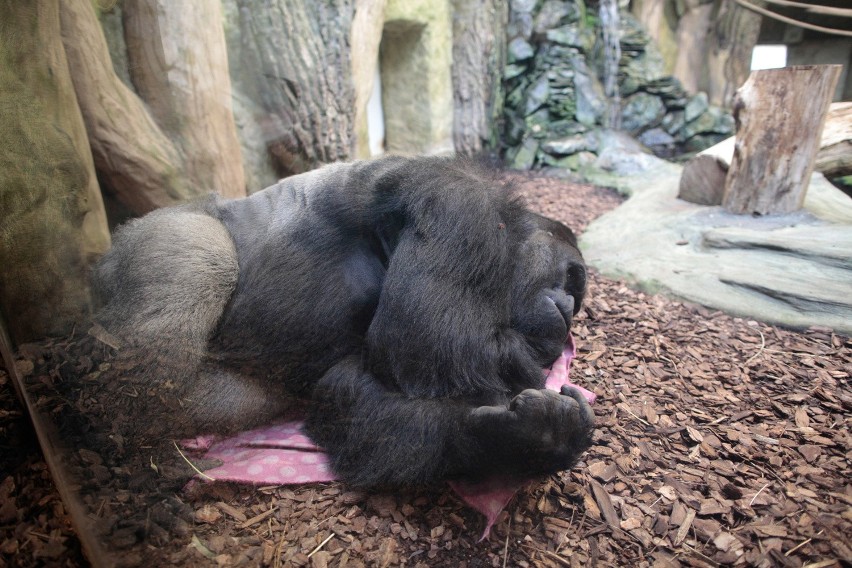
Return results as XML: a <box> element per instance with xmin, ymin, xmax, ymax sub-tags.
<box><xmin>510</xmin><ymin>211</ymin><xmax>587</xmax><ymax>368</ymax></box>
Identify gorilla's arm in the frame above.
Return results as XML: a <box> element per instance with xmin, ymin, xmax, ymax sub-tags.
<box><xmin>304</xmin><ymin>357</ymin><xmax>594</xmax><ymax>487</ymax></box>
<box><xmin>297</xmin><ymin>159</ymin><xmax>594</xmax><ymax>485</ymax></box>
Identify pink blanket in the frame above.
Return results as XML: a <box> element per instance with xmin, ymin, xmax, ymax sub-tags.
<box><xmin>185</xmin><ymin>339</ymin><xmax>595</xmax><ymax>538</ymax></box>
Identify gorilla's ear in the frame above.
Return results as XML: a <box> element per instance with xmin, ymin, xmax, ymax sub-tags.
<box><xmin>363</xmin><ymin>159</ymin><xmax>532</xmax><ymax>398</ymax></box>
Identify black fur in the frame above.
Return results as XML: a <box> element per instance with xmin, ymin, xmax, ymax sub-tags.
<box><xmin>93</xmin><ymin>156</ymin><xmax>593</xmax><ymax>487</ymax></box>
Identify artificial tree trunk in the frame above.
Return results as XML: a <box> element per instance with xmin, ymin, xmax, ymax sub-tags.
<box><xmin>123</xmin><ymin>0</ymin><xmax>246</xmax><ymax>198</ymax></box>
<box><xmin>228</xmin><ymin>0</ymin><xmax>359</xmax><ymax>176</ymax></box>
<box><xmin>0</xmin><ymin>0</ymin><xmax>110</xmax><ymax>344</ymax></box>
<box><xmin>451</xmin><ymin>0</ymin><xmax>508</xmax><ymax>156</ymax></box>
<box><xmin>59</xmin><ymin>0</ymin><xmax>190</xmax><ymax>213</ymax></box>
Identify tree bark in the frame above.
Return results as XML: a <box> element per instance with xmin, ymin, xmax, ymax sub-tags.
<box><xmin>123</xmin><ymin>1</ymin><xmax>246</xmax><ymax>198</ymax></box>
<box><xmin>229</xmin><ymin>0</ymin><xmax>358</xmax><ymax>176</ymax></box>
<box><xmin>678</xmin><ymin>154</ymin><xmax>729</xmax><ymax>205</ymax></box>
<box><xmin>59</xmin><ymin>0</ymin><xmax>191</xmax><ymax>214</ymax></box>
<box><xmin>705</xmin><ymin>0</ymin><xmax>765</xmax><ymax>108</ymax></box>
<box><xmin>816</xmin><ymin>102</ymin><xmax>852</xmax><ymax>179</ymax></box>
<box><xmin>722</xmin><ymin>65</ymin><xmax>842</xmax><ymax>215</ymax></box>
<box><xmin>0</xmin><ymin>0</ymin><xmax>110</xmax><ymax>344</ymax></box>
<box><xmin>451</xmin><ymin>0</ymin><xmax>508</xmax><ymax>156</ymax></box>
<box><xmin>351</xmin><ymin>0</ymin><xmax>389</xmax><ymax>159</ymax></box>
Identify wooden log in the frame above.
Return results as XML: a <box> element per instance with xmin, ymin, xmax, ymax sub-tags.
<box><xmin>124</xmin><ymin>0</ymin><xmax>246</xmax><ymax>198</ymax></box>
<box><xmin>59</xmin><ymin>0</ymin><xmax>191</xmax><ymax>214</ymax></box>
<box><xmin>677</xmin><ymin>154</ymin><xmax>728</xmax><ymax>206</ymax></box>
<box><xmin>815</xmin><ymin>102</ymin><xmax>852</xmax><ymax>179</ymax></box>
<box><xmin>722</xmin><ymin>65</ymin><xmax>842</xmax><ymax>215</ymax></box>
<box><xmin>680</xmin><ymin>101</ymin><xmax>852</xmax><ymax>205</ymax></box>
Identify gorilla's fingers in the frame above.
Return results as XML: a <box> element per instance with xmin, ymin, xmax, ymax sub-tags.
<box><xmin>470</xmin><ymin>405</ymin><xmax>507</xmax><ymax>421</ymax></box>
<box><xmin>560</xmin><ymin>385</ymin><xmax>595</xmax><ymax>425</ymax></box>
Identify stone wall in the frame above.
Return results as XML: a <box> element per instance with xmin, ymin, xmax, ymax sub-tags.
<box><xmin>502</xmin><ymin>0</ymin><xmax>736</xmax><ymax>170</ymax></box>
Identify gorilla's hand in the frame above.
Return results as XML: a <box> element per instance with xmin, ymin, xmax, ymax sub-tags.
<box><xmin>468</xmin><ymin>386</ymin><xmax>594</xmax><ymax>477</ymax></box>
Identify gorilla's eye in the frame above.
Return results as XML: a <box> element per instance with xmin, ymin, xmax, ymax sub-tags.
<box><xmin>547</xmin><ymin>231</ymin><xmax>553</xmax><ymax>237</ymax></box>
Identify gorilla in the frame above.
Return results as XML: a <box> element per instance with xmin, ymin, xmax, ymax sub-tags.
<box><xmin>93</xmin><ymin>156</ymin><xmax>594</xmax><ymax>487</ymax></box>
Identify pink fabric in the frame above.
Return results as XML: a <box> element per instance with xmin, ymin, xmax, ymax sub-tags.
<box><xmin>185</xmin><ymin>336</ymin><xmax>596</xmax><ymax>539</ymax></box>
<box><xmin>186</xmin><ymin>422</ymin><xmax>336</xmax><ymax>484</ymax></box>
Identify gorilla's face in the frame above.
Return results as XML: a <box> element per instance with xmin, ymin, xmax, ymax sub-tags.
<box><xmin>511</xmin><ymin>212</ymin><xmax>587</xmax><ymax>367</ymax></box>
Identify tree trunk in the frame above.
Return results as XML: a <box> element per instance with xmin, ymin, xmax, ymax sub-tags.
<box><xmin>0</xmin><ymin>0</ymin><xmax>110</xmax><ymax>344</ymax></box>
<box><xmin>722</xmin><ymin>65</ymin><xmax>842</xmax><ymax>215</ymax></box>
<box><xmin>229</xmin><ymin>0</ymin><xmax>358</xmax><ymax>176</ymax></box>
<box><xmin>451</xmin><ymin>0</ymin><xmax>508</xmax><ymax>156</ymax></box>
<box><xmin>816</xmin><ymin>102</ymin><xmax>852</xmax><ymax>179</ymax></box>
<box><xmin>59</xmin><ymin>0</ymin><xmax>191</xmax><ymax>214</ymax></box>
<box><xmin>123</xmin><ymin>1</ymin><xmax>246</xmax><ymax>198</ymax></box>
<box><xmin>704</xmin><ymin>0</ymin><xmax>766</xmax><ymax>108</ymax></box>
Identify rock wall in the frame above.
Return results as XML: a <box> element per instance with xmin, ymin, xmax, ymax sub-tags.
<box><xmin>502</xmin><ymin>0</ymin><xmax>736</xmax><ymax>170</ymax></box>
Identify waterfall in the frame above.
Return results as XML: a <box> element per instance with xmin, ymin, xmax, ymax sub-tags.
<box><xmin>599</xmin><ymin>0</ymin><xmax>622</xmax><ymax>130</ymax></box>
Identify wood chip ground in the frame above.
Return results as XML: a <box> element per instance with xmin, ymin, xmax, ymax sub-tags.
<box><xmin>1</xmin><ymin>172</ymin><xmax>849</xmax><ymax>567</ymax></box>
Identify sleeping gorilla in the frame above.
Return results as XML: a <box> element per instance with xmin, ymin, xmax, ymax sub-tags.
<box><xmin>93</xmin><ymin>156</ymin><xmax>594</xmax><ymax>487</ymax></box>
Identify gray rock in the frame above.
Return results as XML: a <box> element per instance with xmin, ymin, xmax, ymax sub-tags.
<box><xmin>620</xmin><ymin>92</ymin><xmax>666</xmax><ymax>134</ymax></box>
<box><xmin>504</xmin><ymin>112</ymin><xmax>527</xmax><ymax>145</ymax></box>
<box><xmin>535</xmin><ymin>0</ymin><xmax>579</xmax><ymax>34</ymax></box>
<box><xmin>506</xmin><ymin>80</ymin><xmax>529</xmax><ymax>108</ymax></box>
<box><xmin>549</xmin><ymin>90</ymin><xmax>577</xmax><ymax>120</ymax></box>
<box><xmin>572</xmin><ymin>56</ymin><xmax>606</xmax><ymax>126</ymax></box>
<box><xmin>714</xmin><ymin>111</ymin><xmax>735</xmax><ymax>135</ymax></box>
<box><xmin>508</xmin><ymin>38</ymin><xmax>535</xmax><ymax>63</ymax></box>
<box><xmin>682</xmin><ymin>107</ymin><xmax>724</xmax><ymax>139</ymax></box>
<box><xmin>684</xmin><ymin>92</ymin><xmax>709</xmax><ymax>123</ymax></box>
<box><xmin>511</xmin><ymin>0</ymin><xmax>537</xmax><ymax>13</ymax></box>
<box><xmin>546</xmin><ymin>120</ymin><xmax>588</xmax><ymax>138</ymax></box>
<box><xmin>524</xmin><ymin>76</ymin><xmax>551</xmax><ymax>115</ymax></box>
<box><xmin>508</xmin><ymin>12</ymin><xmax>534</xmax><ymax>40</ymax></box>
<box><xmin>504</xmin><ymin>63</ymin><xmax>528</xmax><ymax>80</ymax></box>
<box><xmin>638</xmin><ymin>127</ymin><xmax>675</xmax><ymax>148</ymax></box>
<box><xmin>509</xmin><ymin>136</ymin><xmax>540</xmax><ymax>170</ymax></box>
<box><xmin>644</xmin><ymin>76</ymin><xmax>687</xmax><ymax>102</ymax></box>
<box><xmin>546</xmin><ymin>25</ymin><xmax>595</xmax><ymax>53</ymax></box>
<box><xmin>541</xmin><ymin>132</ymin><xmax>598</xmax><ymax>155</ymax></box>
<box><xmin>683</xmin><ymin>133</ymin><xmax>728</xmax><ymax>153</ymax></box>
<box><xmin>541</xmin><ymin>150</ymin><xmax>597</xmax><ymax>170</ymax></box>
<box><xmin>524</xmin><ymin>108</ymin><xmax>551</xmax><ymax>138</ymax></box>
<box><xmin>661</xmin><ymin>111</ymin><xmax>686</xmax><ymax>136</ymax></box>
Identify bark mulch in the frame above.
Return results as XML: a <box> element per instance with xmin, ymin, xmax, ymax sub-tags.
<box><xmin>1</xmin><ymin>171</ymin><xmax>849</xmax><ymax>567</ymax></box>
